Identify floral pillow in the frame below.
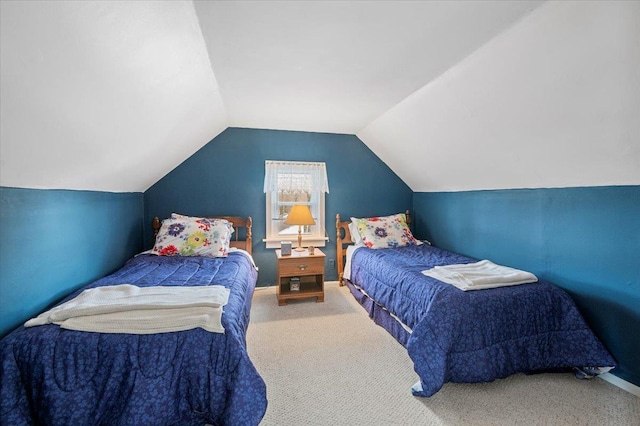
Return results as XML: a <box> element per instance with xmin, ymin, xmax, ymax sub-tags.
<box><xmin>352</xmin><ymin>213</ymin><xmax>420</xmax><ymax>249</ymax></box>
<box><xmin>152</xmin><ymin>217</ymin><xmax>233</xmax><ymax>257</ymax></box>
<box><xmin>170</xmin><ymin>213</ymin><xmax>234</xmax><ymax>233</ymax></box>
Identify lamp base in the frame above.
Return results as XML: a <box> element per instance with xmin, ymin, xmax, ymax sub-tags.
<box><xmin>294</xmin><ymin>246</ymin><xmax>306</xmax><ymax>252</ymax></box>
<box><xmin>295</xmin><ymin>227</ymin><xmax>305</xmax><ymax>252</ymax></box>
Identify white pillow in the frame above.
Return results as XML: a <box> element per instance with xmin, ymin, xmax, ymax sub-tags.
<box><xmin>348</xmin><ymin>220</ymin><xmax>363</xmax><ymax>245</ymax></box>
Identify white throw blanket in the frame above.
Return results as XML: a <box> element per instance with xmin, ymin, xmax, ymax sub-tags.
<box><xmin>422</xmin><ymin>260</ymin><xmax>538</xmax><ymax>291</ymax></box>
<box><xmin>25</xmin><ymin>284</ymin><xmax>230</xmax><ymax>334</ymax></box>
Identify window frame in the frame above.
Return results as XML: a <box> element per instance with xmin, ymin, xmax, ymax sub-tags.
<box><xmin>263</xmin><ymin>162</ymin><xmax>328</xmax><ymax>249</ymax></box>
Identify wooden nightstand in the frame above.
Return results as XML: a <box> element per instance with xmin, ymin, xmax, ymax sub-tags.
<box><xmin>275</xmin><ymin>248</ymin><xmax>325</xmax><ymax>306</ymax></box>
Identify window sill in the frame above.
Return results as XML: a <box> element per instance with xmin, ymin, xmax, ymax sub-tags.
<box><xmin>263</xmin><ymin>237</ymin><xmax>328</xmax><ymax>249</ymax></box>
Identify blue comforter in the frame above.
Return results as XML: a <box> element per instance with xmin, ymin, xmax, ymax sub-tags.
<box><xmin>349</xmin><ymin>244</ymin><xmax>616</xmax><ymax>397</ymax></box>
<box><xmin>0</xmin><ymin>253</ymin><xmax>267</xmax><ymax>425</ymax></box>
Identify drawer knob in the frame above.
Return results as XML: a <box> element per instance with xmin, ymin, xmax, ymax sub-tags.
<box><xmin>298</xmin><ymin>264</ymin><xmax>307</xmax><ymax>270</ymax></box>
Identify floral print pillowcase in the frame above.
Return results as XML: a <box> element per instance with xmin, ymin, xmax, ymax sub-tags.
<box><xmin>352</xmin><ymin>213</ymin><xmax>420</xmax><ymax>249</ymax></box>
<box><xmin>152</xmin><ymin>217</ymin><xmax>233</xmax><ymax>257</ymax></box>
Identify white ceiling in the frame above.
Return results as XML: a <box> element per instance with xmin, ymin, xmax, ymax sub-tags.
<box><xmin>1</xmin><ymin>1</ymin><xmax>227</xmax><ymax>192</ymax></box>
<box><xmin>195</xmin><ymin>0</ymin><xmax>542</xmax><ymax>134</ymax></box>
<box><xmin>1</xmin><ymin>1</ymin><xmax>638</xmax><ymax>193</ymax></box>
<box><xmin>359</xmin><ymin>0</ymin><xmax>640</xmax><ymax>191</ymax></box>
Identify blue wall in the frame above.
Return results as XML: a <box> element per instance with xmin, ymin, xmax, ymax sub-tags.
<box><xmin>413</xmin><ymin>186</ymin><xmax>640</xmax><ymax>386</ymax></box>
<box><xmin>0</xmin><ymin>187</ymin><xmax>144</xmax><ymax>337</ymax></box>
<box><xmin>4</xmin><ymin>131</ymin><xmax>635</xmax><ymax>389</ymax></box>
<box><xmin>144</xmin><ymin>128</ymin><xmax>413</xmax><ymax>286</ymax></box>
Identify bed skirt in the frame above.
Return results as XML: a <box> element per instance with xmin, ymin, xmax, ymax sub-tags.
<box><xmin>345</xmin><ymin>280</ymin><xmax>411</xmax><ymax>347</ymax></box>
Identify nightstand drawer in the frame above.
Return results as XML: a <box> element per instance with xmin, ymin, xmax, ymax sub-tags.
<box><xmin>278</xmin><ymin>256</ymin><xmax>324</xmax><ymax>276</ymax></box>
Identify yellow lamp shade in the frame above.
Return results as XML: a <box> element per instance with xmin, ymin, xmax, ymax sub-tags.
<box><xmin>284</xmin><ymin>205</ymin><xmax>315</xmax><ymax>251</ymax></box>
<box><xmin>284</xmin><ymin>205</ymin><xmax>316</xmax><ymax>226</ymax></box>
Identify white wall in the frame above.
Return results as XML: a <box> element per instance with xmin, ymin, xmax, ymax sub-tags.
<box><xmin>358</xmin><ymin>1</ymin><xmax>640</xmax><ymax>192</ymax></box>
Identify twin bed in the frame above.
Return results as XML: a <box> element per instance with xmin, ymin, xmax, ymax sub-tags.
<box><xmin>336</xmin><ymin>212</ymin><xmax>616</xmax><ymax>397</ymax></box>
<box><xmin>0</xmin><ymin>215</ymin><xmax>266</xmax><ymax>426</ymax></box>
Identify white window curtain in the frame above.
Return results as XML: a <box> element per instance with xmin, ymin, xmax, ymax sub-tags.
<box><xmin>263</xmin><ymin>161</ymin><xmax>329</xmax><ymax>194</ymax></box>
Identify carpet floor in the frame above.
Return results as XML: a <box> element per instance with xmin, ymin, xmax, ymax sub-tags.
<box><xmin>246</xmin><ymin>282</ymin><xmax>639</xmax><ymax>425</ymax></box>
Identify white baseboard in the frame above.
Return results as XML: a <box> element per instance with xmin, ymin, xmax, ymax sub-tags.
<box><xmin>598</xmin><ymin>373</ymin><xmax>640</xmax><ymax>397</ymax></box>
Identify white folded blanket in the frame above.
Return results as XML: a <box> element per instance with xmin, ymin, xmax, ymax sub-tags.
<box><xmin>25</xmin><ymin>284</ymin><xmax>230</xmax><ymax>334</ymax></box>
<box><xmin>422</xmin><ymin>260</ymin><xmax>538</xmax><ymax>291</ymax></box>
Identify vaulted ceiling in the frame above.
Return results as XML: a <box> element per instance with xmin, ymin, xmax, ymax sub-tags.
<box><xmin>1</xmin><ymin>1</ymin><xmax>638</xmax><ymax>193</ymax></box>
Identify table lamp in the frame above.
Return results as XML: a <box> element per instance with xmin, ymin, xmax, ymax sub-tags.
<box><xmin>284</xmin><ymin>204</ymin><xmax>316</xmax><ymax>252</ymax></box>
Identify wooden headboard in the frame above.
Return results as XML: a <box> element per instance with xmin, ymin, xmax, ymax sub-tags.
<box><xmin>152</xmin><ymin>216</ymin><xmax>253</xmax><ymax>255</ymax></box>
<box><xmin>336</xmin><ymin>210</ymin><xmax>411</xmax><ymax>286</ymax></box>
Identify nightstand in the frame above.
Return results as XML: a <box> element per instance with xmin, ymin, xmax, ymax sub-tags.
<box><xmin>275</xmin><ymin>248</ymin><xmax>325</xmax><ymax>306</ymax></box>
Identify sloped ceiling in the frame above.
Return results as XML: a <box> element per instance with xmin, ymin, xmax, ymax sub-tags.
<box><xmin>1</xmin><ymin>1</ymin><xmax>638</xmax><ymax>193</ymax></box>
<box><xmin>0</xmin><ymin>1</ymin><xmax>227</xmax><ymax>192</ymax></box>
<box><xmin>194</xmin><ymin>0</ymin><xmax>542</xmax><ymax>134</ymax></box>
<box><xmin>359</xmin><ymin>1</ymin><xmax>640</xmax><ymax>191</ymax></box>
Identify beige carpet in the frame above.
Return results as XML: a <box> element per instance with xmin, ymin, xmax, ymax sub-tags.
<box><xmin>247</xmin><ymin>282</ymin><xmax>639</xmax><ymax>425</ymax></box>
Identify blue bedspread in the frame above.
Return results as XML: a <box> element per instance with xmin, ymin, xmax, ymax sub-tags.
<box><xmin>349</xmin><ymin>244</ymin><xmax>616</xmax><ymax>397</ymax></box>
<box><xmin>0</xmin><ymin>253</ymin><xmax>267</xmax><ymax>425</ymax></box>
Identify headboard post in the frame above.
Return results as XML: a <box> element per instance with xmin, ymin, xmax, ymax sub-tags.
<box><xmin>336</xmin><ymin>214</ymin><xmax>343</xmax><ymax>285</ymax></box>
<box><xmin>152</xmin><ymin>217</ymin><xmax>161</xmax><ymax>238</ymax></box>
<box><xmin>336</xmin><ymin>213</ymin><xmax>352</xmax><ymax>286</ymax></box>
<box><xmin>245</xmin><ymin>216</ymin><xmax>253</xmax><ymax>255</ymax></box>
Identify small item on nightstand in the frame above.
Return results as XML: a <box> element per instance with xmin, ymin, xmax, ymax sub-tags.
<box><xmin>290</xmin><ymin>277</ymin><xmax>300</xmax><ymax>291</ymax></box>
<box><xmin>281</xmin><ymin>241</ymin><xmax>292</xmax><ymax>256</ymax></box>
<box><xmin>308</xmin><ymin>245</ymin><xmax>315</xmax><ymax>255</ymax></box>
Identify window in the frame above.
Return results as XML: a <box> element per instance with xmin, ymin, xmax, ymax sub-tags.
<box><xmin>263</xmin><ymin>161</ymin><xmax>329</xmax><ymax>249</ymax></box>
